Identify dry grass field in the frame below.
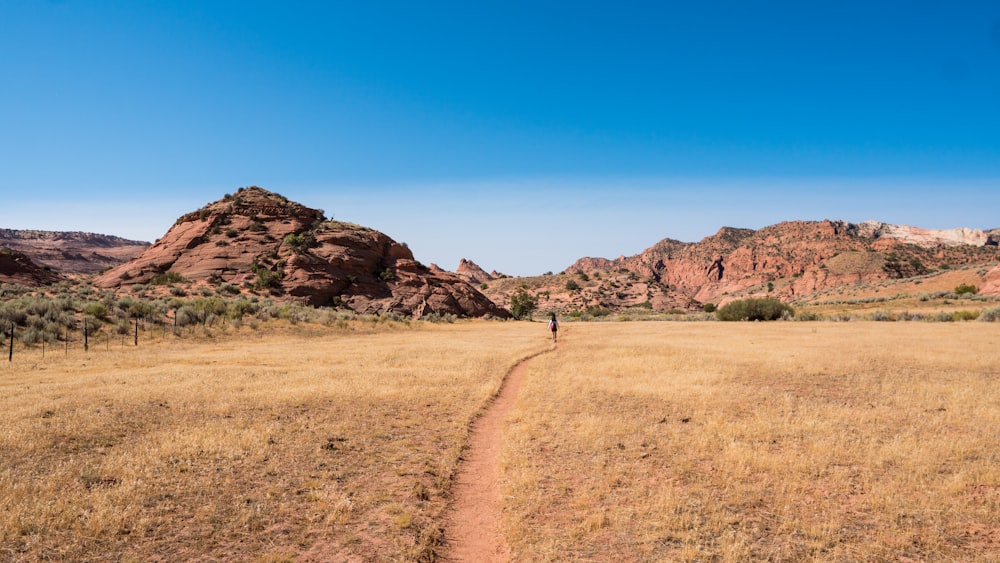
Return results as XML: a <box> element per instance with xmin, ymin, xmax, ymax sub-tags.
<box><xmin>504</xmin><ymin>322</ymin><xmax>1000</xmax><ymax>561</ymax></box>
<box><xmin>0</xmin><ymin>321</ymin><xmax>547</xmax><ymax>561</ymax></box>
<box><xmin>3</xmin><ymin>319</ymin><xmax>999</xmax><ymax>561</ymax></box>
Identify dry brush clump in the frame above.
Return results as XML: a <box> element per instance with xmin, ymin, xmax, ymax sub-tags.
<box><xmin>0</xmin><ymin>322</ymin><xmax>547</xmax><ymax>561</ymax></box>
<box><xmin>502</xmin><ymin>322</ymin><xmax>1000</xmax><ymax>561</ymax></box>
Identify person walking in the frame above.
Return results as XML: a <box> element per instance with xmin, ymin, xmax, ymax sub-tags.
<box><xmin>548</xmin><ymin>313</ymin><xmax>559</xmax><ymax>343</ymax></box>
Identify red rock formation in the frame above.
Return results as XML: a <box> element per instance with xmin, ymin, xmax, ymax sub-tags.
<box><xmin>455</xmin><ymin>258</ymin><xmax>495</xmax><ymax>285</ymax></box>
<box><xmin>94</xmin><ymin>187</ymin><xmax>508</xmax><ymax>318</ymax></box>
<box><xmin>0</xmin><ymin>248</ymin><xmax>61</xmax><ymax>286</ymax></box>
<box><xmin>982</xmin><ymin>263</ymin><xmax>1000</xmax><ymax>297</ymax></box>
<box><xmin>567</xmin><ymin>220</ymin><xmax>999</xmax><ymax>307</ymax></box>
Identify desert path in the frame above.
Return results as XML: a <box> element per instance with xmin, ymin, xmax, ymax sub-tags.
<box><xmin>442</xmin><ymin>343</ymin><xmax>556</xmax><ymax>562</ymax></box>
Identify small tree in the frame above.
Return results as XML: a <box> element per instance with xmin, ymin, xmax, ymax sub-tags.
<box><xmin>510</xmin><ymin>287</ymin><xmax>538</xmax><ymax>320</ymax></box>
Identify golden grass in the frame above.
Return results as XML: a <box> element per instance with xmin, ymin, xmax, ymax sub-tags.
<box><xmin>503</xmin><ymin>322</ymin><xmax>1000</xmax><ymax>561</ymax></box>
<box><xmin>0</xmin><ymin>321</ymin><xmax>547</xmax><ymax>561</ymax></box>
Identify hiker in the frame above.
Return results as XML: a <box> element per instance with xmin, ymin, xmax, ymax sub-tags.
<box><xmin>548</xmin><ymin>313</ymin><xmax>559</xmax><ymax>342</ymax></box>
<box><xmin>707</xmin><ymin>256</ymin><xmax>725</xmax><ymax>280</ymax></box>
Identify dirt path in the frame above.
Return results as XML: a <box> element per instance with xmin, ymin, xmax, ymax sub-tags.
<box><xmin>442</xmin><ymin>346</ymin><xmax>553</xmax><ymax>562</ymax></box>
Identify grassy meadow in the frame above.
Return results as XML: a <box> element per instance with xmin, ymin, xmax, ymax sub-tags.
<box><xmin>0</xmin><ymin>322</ymin><xmax>547</xmax><ymax>561</ymax></box>
<box><xmin>505</xmin><ymin>322</ymin><xmax>1000</xmax><ymax>561</ymax></box>
<box><xmin>2</xmin><ymin>319</ymin><xmax>998</xmax><ymax>561</ymax></box>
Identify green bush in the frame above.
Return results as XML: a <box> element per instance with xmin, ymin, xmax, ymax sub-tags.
<box><xmin>716</xmin><ymin>298</ymin><xmax>793</xmax><ymax>321</ymax></box>
<box><xmin>954</xmin><ymin>283</ymin><xmax>978</xmax><ymax>296</ymax></box>
<box><xmin>979</xmin><ymin>307</ymin><xmax>1000</xmax><ymax>322</ymax></box>
<box><xmin>565</xmin><ymin>280</ymin><xmax>581</xmax><ymax>291</ymax></box>
<box><xmin>702</xmin><ymin>303</ymin><xmax>717</xmax><ymax>313</ymax></box>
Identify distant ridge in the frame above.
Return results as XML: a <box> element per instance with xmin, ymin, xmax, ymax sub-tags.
<box><xmin>0</xmin><ymin>229</ymin><xmax>150</xmax><ymax>275</ymax></box>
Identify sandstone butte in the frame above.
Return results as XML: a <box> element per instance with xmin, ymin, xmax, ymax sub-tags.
<box><xmin>92</xmin><ymin>187</ymin><xmax>509</xmax><ymax>319</ymax></box>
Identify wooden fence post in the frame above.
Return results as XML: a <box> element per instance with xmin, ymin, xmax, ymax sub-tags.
<box><xmin>8</xmin><ymin>322</ymin><xmax>13</xmax><ymax>362</ymax></box>
<box><xmin>84</xmin><ymin>319</ymin><xmax>89</xmax><ymax>352</ymax></box>
<box><xmin>134</xmin><ymin>316</ymin><xmax>139</xmax><ymax>346</ymax></box>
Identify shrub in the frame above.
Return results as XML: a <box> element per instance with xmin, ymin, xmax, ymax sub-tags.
<box><xmin>283</xmin><ymin>232</ymin><xmax>317</xmax><ymax>254</ymax></box>
<box><xmin>979</xmin><ymin>307</ymin><xmax>1000</xmax><ymax>322</ymax></box>
<box><xmin>379</xmin><ymin>268</ymin><xmax>396</xmax><ymax>282</ymax></box>
<box><xmin>565</xmin><ymin>280</ymin><xmax>581</xmax><ymax>291</ymax></box>
<box><xmin>702</xmin><ymin>303</ymin><xmax>717</xmax><ymax>313</ymax></box>
<box><xmin>149</xmin><ymin>271</ymin><xmax>185</xmax><ymax>285</ymax></box>
<box><xmin>954</xmin><ymin>283</ymin><xmax>978</xmax><ymax>296</ymax></box>
<box><xmin>796</xmin><ymin>311</ymin><xmax>823</xmax><ymax>321</ymax></box>
<box><xmin>716</xmin><ymin>298</ymin><xmax>793</xmax><ymax>321</ymax></box>
<box><xmin>952</xmin><ymin>310</ymin><xmax>980</xmax><ymax>321</ymax></box>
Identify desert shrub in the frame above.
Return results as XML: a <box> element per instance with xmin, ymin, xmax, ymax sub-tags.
<box><xmin>954</xmin><ymin>283</ymin><xmax>978</xmax><ymax>296</ymax></box>
<box><xmin>170</xmin><ymin>287</ymin><xmax>188</xmax><ymax>297</ymax></box>
<box><xmin>149</xmin><ymin>271</ymin><xmax>185</xmax><ymax>285</ymax></box>
<box><xmin>795</xmin><ymin>311</ymin><xmax>823</xmax><ymax>321</ymax></box>
<box><xmin>933</xmin><ymin>311</ymin><xmax>955</xmax><ymax>322</ymax></box>
<box><xmin>218</xmin><ymin>283</ymin><xmax>241</xmax><ymax>296</ymax></box>
<box><xmin>565</xmin><ymin>280</ymin><xmax>581</xmax><ymax>291</ymax></box>
<box><xmin>585</xmin><ymin>305</ymin><xmax>610</xmax><ymax>317</ymax></box>
<box><xmin>979</xmin><ymin>307</ymin><xmax>1000</xmax><ymax>322</ymax></box>
<box><xmin>82</xmin><ymin>302</ymin><xmax>108</xmax><ymax>320</ymax></box>
<box><xmin>378</xmin><ymin>268</ymin><xmax>396</xmax><ymax>281</ymax></box>
<box><xmin>283</xmin><ymin>232</ymin><xmax>317</xmax><ymax>254</ymax></box>
<box><xmin>702</xmin><ymin>303</ymin><xmax>717</xmax><ymax>313</ymax></box>
<box><xmin>868</xmin><ymin>310</ymin><xmax>894</xmax><ymax>322</ymax></box>
<box><xmin>952</xmin><ymin>310</ymin><xmax>980</xmax><ymax>321</ymax></box>
<box><xmin>716</xmin><ymin>297</ymin><xmax>793</xmax><ymax>322</ymax></box>
<box><xmin>577</xmin><ymin>272</ymin><xmax>590</xmax><ymax>281</ymax></box>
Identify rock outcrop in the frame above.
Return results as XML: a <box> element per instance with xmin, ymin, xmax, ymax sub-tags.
<box><xmin>94</xmin><ymin>187</ymin><xmax>508</xmax><ymax>318</ymax></box>
<box><xmin>982</xmin><ymin>263</ymin><xmax>1000</xmax><ymax>297</ymax></box>
<box><xmin>455</xmin><ymin>258</ymin><xmax>495</xmax><ymax>285</ymax></box>
<box><xmin>0</xmin><ymin>229</ymin><xmax>149</xmax><ymax>275</ymax></box>
<box><xmin>0</xmin><ymin>248</ymin><xmax>62</xmax><ymax>286</ymax></box>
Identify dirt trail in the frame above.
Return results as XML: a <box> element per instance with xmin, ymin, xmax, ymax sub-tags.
<box><xmin>442</xmin><ymin>345</ymin><xmax>553</xmax><ymax>562</ymax></box>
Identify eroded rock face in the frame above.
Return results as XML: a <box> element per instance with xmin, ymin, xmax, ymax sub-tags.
<box><xmin>0</xmin><ymin>248</ymin><xmax>62</xmax><ymax>286</ymax></box>
<box><xmin>94</xmin><ymin>187</ymin><xmax>508</xmax><ymax>318</ymax></box>
<box><xmin>567</xmin><ymin>220</ymin><xmax>999</xmax><ymax>307</ymax></box>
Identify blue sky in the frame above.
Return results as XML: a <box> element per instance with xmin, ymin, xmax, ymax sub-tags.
<box><xmin>1</xmin><ymin>1</ymin><xmax>998</xmax><ymax>275</ymax></box>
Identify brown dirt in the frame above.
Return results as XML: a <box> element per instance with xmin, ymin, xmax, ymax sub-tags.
<box><xmin>442</xmin><ymin>343</ymin><xmax>555</xmax><ymax>562</ymax></box>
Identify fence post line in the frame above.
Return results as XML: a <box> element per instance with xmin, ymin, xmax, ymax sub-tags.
<box><xmin>8</xmin><ymin>322</ymin><xmax>13</xmax><ymax>362</ymax></box>
<box><xmin>134</xmin><ymin>316</ymin><xmax>139</xmax><ymax>346</ymax></box>
<box><xmin>84</xmin><ymin>318</ymin><xmax>89</xmax><ymax>352</ymax></box>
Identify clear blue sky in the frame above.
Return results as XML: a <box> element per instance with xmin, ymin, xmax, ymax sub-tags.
<box><xmin>2</xmin><ymin>1</ymin><xmax>998</xmax><ymax>275</ymax></box>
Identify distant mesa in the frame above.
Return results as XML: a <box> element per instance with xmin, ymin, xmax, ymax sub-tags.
<box><xmin>0</xmin><ymin>229</ymin><xmax>149</xmax><ymax>275</ymax></box>
<box><xmin>94</xmin><ymin>187</ymin><xmax>509</xmax><ymax>319</ymax></box>
<box><xmin>0</xmin><ymin>247</ymin><xmax>62</xmax><ymax>287</ymax></box>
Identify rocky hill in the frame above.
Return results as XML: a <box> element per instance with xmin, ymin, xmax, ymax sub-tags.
<box><xmin>479</xmin><ymin>219</ymin><xmax>1000</xmax><ymax>314</ymax></box>
<box><xmin>94</xmin><ymin>187</ymin><xmax>508</xmax><ymax>318</ymax></box>
<box><xmin>0</xmin><ymin>248</ymin><xmax>62</xmax><ymax>287</ymax></box>
<box><xmin>0</xmin><ymin>229</ymin><xmax>150</xmax><ymax>275</ymax></box>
